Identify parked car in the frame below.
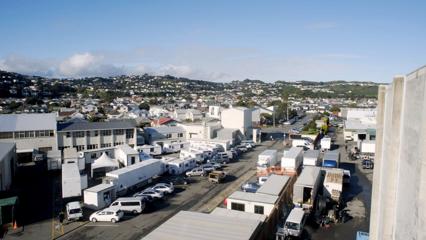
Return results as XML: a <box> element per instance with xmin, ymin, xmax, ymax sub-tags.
<box><xmin>134</xmin><ymin>188</ymin><xmax>164</xmax><ymax>199</ymax></box>
<box><xmin>109</xmin><ymin>197</ymin><xmax>145</xmax><ymax>214</ymax></box>
<box><xmin>170</xmin><ymin>176</ymin><xmax>191</xmax><ymax>185</ymax></box>
<box><xmin>201</xmin><ymin>163</ymin><xmax>217</xmax><ymax>172</ymax></box>
<box><xmin>152</xmin><ymin>183</ymin><xmax>174</xmax><ymax>194</ymax></box>
<box><xmin>362</xmin><ymin>159</ymin><xmax>374</xmax><ymax>169</ymax></box>
<box><xmin>236</xmin><ymin>146</ymin><xmax>248</xmax><ymax>153</ymax></box>
<box><xmin>186</xmin><ymin>168</ymin><xmax>206</xmax><ymax>177</ymax></box>
<box><xmin>241</xmin><ymin>182</ymin><xmax>260</xmax><ymax>193</ymax></box>
<box><xmin>89</xmin><ymin>208</ymin><xmax>124</xmax><ymax>223</ymax></box>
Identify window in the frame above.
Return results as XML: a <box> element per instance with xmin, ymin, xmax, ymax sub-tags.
<box><xmin>126</xmin><ymin>129</ymin><xmax>134</xmax><ymax>139</ymax></box>
<box><xmin>121</xmin><ymin>202</ymin><xmax>140</xmax><ymax>206</ymax></box>
<box><xmin>87</xmin><ymin>144</ymin><xmax>98</xmax><ymax>150</ymax></box>
<box><xmin>72</xmin><ymin>131</ymin><xmax>85</xmax><ymax>138</ymax></box>
<box><xmin>254</xmin><ymin>205</ymin><xmax>264</xmax><ymax>214</ymax></box>
<box><xmin>101</xmin><ymin>143</ymin><xmax>112</xmax><ymax>148</ymax></box>
<box><xmin>113</xmin><ymin>129</ymin><xmax>124</xmax><ymax>135</ymax></box>
<box><xmin>74</xmin><ymin>145</ymin><xmax>85</xmax><ymax>151</ymax></box>
<box><xmin>91</xmin><ymin>153</ymin><xmax>97</xmax><ymax>159</ymax></box>
<box><xmin>66</xmin><ymin>132</ymin><xmax>71</xmax><ymax>138</ymax></box>
<box><xmin>231</xmin><ymin>202</ymin><xmax>245</xmax><ymax>212</ymax></box>
<box><xmin>150</xmin><ymin>148</ymin><xmax>155</xmax><ymax>153</ymax></box>
<box><xmin>101</xmin><ymin>130</ymin><xmax>112</xmax><ymax>136</ymax></box>
<box><xmin>131</xmin><ymin>157</ymin><xmax>135</xmax><ymax>165</ymax></box>
<box><xmin>0</xmin><ymin>132</ymin><xmax>13</xmax><ymax>139</ymax></box>
<box><xmin>178</xmin><ymin>133</ymin><xmax>183</xmax><ymax>138</ymax></box>
<box><xmin>86</xmin><ymin>131</ymin><xmax>91</xmax><ymax>137</ymax></box>
<box><xmin>94</xmin><ymin>131</ymin><xmax>99</xmax><ymax>137</ymax></box>
<box><xmin>166</xmin><ymin>133</ymin><xmax>172</xmax><ymax>138</ymax></box>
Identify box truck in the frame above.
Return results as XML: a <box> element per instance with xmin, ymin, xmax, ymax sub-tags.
<box><xmin>293</xmin><ymin>166</ymin><xmax>322</xmax><ymax>210</ymax></box>
<box><xmin>322</xmin><ymin>150</ymin><xmax>340</xmax><ymax>168</ymax></box>
<box><xmin>257</xmin><ymin>150</ymin><xmax>278</xmax><ymax>169</ymax></box>
<box><xmin>104</xmin><ymin>159</ymin><xmax>164</xmax><ymax>196</ymax></box>
<box><xmin>281</xmin><ymin>147</ymin><xmax>303</xmax><ymax>172</ymax></box>
<box><xmin>320</xmin><ymin>137</ymin><xmax>331</xmax><ymax>150</ymax></box>
<box><xmin>323</xmin><ymin>168</ymin><xmax>344</xmax><ymax>201</ymax></box>
<box><xmin>303</xmin><ymin>150</ymin><xmax>320</xmax><ymax>166</ymax></box>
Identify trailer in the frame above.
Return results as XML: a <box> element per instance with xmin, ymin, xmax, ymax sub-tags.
<box><xmin>323</xmin><ymin>168</ymin><xmax>344</xmax><ymax>201</ymax></box>
<box><xmin>320</xmin><ymin>137</ymin><xmax>331</xmax><ymax>150</ymax></box>
<box><xmin>293</xmin><ymin>166</ymin><xmax>322</xmax><ymax>210</ymax></box>
<box><xmin>281</xmin><ymin>147</ymin><xmax>303</xmax><ymax>172</ymax></box>
<box><xmin>180</xmin><ymin>149</ymin><xmax>204</xmax><ymax>163</ymax></box>
<box><xmin>361</xmin><ymin>141</ymin><xmax>375</xmax><ymax>154</ymax></box>
<box><xmin>162</xmin><ymin>157</ymin><xmax>197</xmax><ymax>175</ymax></box>
<box><xmin>163</xmin><ymin>142</ymin><xmax>190</xmax><ymax>153</ymax></box>
<box><xmin>135</xmin><ymin>144</ymin><xmax>162</xmax><ymax>156</ymax></box>
<box><xmin>104</xmin><ymin>159</ymin><xmax>164</xmax><ymax>196</ymax></box>
<box><xmin>62</xmin><ymin>163</ymin><xmax>87</xmax><ymax>198</ymax></box>
<box><xmin>257</xmin><ymin>150</ymin><xmax>277</xmax><ymax>169</ymax></box>
<box><xmin>303</xmin><ymin>150</ymin><xmax>320</xmax><ymax>166</ymax></box>
<box><xmin>83</xmin><ymin>183</ymin><xmax>117</xmax><ymax>210</ymax></box>
<box><xmin>322</xmin><ymin>150</ymin><xmax>340</xmax><ymax>168</ymax></box>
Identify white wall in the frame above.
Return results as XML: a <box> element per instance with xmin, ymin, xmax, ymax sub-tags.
<box><xmin>221</xmin><ymin>108</ymin><xmax>252</xmax><ymax>136</ymax></box>
<box><xmin>226</xmin><ymin>198</ymin><xmax>274</xmax><ymax>216</ymax></box>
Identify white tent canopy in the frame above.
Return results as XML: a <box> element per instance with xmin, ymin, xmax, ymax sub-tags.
<box><xmin>91</xmin><ymin>152</ymin><xmax>119</xmax><ymax>177</ymax></box>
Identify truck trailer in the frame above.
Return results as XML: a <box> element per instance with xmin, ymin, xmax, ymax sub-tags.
<box><xmin>257</xmin><ymin>149</ymin><xmax>278</xmax><ymax>169</ymax></box>
<box><xmin>104</xmin><ymin>159</ymin><xmax>164</xmax><ymax>196</ymax></box>
<box><xmin>303</xmin><ymin>150</ymin><xmax>320</xmax><ymax>166</ymax></box>
<box><xmin>281</xmin><ymin>147</ymin><xmax>303</xmax><ymax>172</ymax></box>
<box><xmin>322</xmin><ymin>150</ymin><xmax>340</xmax><ymax>168</ymax></box>
<box><xmin>293</xmin><ymin>166</ymin><xmax>322</xmax><ymax>210</ymax></box>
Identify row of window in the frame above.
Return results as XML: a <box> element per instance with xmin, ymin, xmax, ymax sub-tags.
<box><xmin>65</xmin><ymin>129</ymin><xmax>134</xmax><ymax>138</ymax></box>
<box><xmin>230</xmin><ymin>202</ymin><xmax>264</xmax><ymax>215</ymax></box>
<box><xmin>73</xmin><ymin>142</ymin><xmax>125</xmax><ymax>151</ymax></box>
<box><xmin>165</xmin><ymin>133</ymin><xmax>184</xmax><ymax>138</ymax></box>
<box><xmin>0</xmin><ymin>130</ymin><xmax>54</xmax><ymax>139</ymax></box>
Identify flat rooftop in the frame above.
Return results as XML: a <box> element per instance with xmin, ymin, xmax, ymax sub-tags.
<box><xmin>228</xmin><ymin>191</ymin><xmax>278</xmax><ymax>204</ymax></box>
<box><xmin>256</xmin><ymin>175</ymin><xmax>290</xmax><ymax>196</ymax></box>
<box><xmin>0</xmin><ymin>113</ymin><xmax>57</xmax><ymax>132</ymax></box>
<box><xmin>143</xmin><ymin>210</ymin><xmax>262</xmax><ymax>240</ymax></box>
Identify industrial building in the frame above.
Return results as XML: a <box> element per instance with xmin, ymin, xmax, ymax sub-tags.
<box><xmin>369</xmin><ymin>66</ymin><xmax>426</xmax><ymax>240</ymax></box>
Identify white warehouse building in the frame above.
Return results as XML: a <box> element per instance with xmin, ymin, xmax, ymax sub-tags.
<box><xmin>220</xmin><ymin>107</ymin><xmax>252</xmax><ymax>137</ymax></box>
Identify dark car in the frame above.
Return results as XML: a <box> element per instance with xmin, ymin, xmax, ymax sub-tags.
<box><xmin>362</xmin><ymin>159</ymin><xmax>374</xmax><ymax>169</ymax></box>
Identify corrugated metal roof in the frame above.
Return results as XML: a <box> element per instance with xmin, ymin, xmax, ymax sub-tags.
<box><xmin>58</xmin><ymin>119</ymin><xmax>136</xmax><ymax>131</ymax></box>
<box><xmin>295</xmin><ymin>166</ymin><xmax>321</xmax><ymax>187</ymax></box>
<box><xmin>228</xmin><ymin>191</ymin><xmax>278</xmax><ymax>204</ymax></box>
<box><xmin>0</xmin><ymin>113</ymin><xmax>57</xmax><ymax>132</ymax></box>
<box><xmin>143</xmin><ymin>211</ymin><xmax>262</xmax><ymax>240</ymax></box>
<box><xmin>256</xmin><ymin>175</ymin><xmax>290</xmax><ymax>196</ymax></box>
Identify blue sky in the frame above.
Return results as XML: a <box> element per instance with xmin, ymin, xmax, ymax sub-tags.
<box><xmin>0</xmin><ymin>0</ymin><xmax>425</xmax><ymax>82</ymax></box>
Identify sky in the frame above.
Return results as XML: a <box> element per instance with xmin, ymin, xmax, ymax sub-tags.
<box><xmin>0</xmin><ymin>0</ymin><xmax>425</xmax><ymax>83</ymax></box>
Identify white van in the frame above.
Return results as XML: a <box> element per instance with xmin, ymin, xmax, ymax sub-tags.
<box><xmin>283</xmin><ymin>208</ymin><xmax>307</xmax><ymax>237</ymax></box>
<box><xmin>110</xmin><ymin>197</ymin><xmax>145</xmax><ymax>214</ymax></box>
<box><xmin>66</xmin><ymin>201</ymin><xmax>83</xmax><ymax>221</ymax></box>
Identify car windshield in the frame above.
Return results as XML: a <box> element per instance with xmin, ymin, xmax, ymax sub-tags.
<box><xmin>285</xmin><ymin>221</ymin><xmax>300</xmax><ymax>230</ymax></box>
<box><xmin>69</xmin><ymin>208</ymin><xmax>82</xmax><ymax>214</ymax></box>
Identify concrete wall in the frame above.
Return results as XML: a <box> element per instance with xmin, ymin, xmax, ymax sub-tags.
<box><xmin>227</xmin><ymin>198</ymin><xmax>275</xmax><ymax>216</ymax></box>
<box><xmin>370</xmin><ymin>67</ymin><xmax>426</xmax><ymax>240</ymax></box>
<box><xmin>0</xmin><ymin>135</ymin><xmax>57</xmax><ymax>152</ymax></box>
<box><xmin>221</xmin><ymin>108</ymin><xmax>252</xmax><ymax>136</ymax></box>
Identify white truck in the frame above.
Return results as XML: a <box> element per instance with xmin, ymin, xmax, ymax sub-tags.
<box><xmin>66</xmin><ymin>201</ymin><xmax>83</xmax><ymax>221</ymax></box>
<box><xmin>62</xmin><ymin>163</ymin><xmax>87</xmax><ymax>198</ymax></box>
<box><xmin>303</xmin><ymin>150</ymin><xmax>320</xmax><ymax>166</ymax></box>
<box><xmin>323</xmin><ymin>168</ymin><xmax>344</xmax><ymax>201</ymax></box>
<box><xmin>320</xmin><ymin>137</ymin><xmax>332</xmax><ymax>151</ymax></box>
<box><xmin>293</xmin><ymin>166</ymin><xmax>322</xmax><ymax>210</ymax></box>
<box><xmin>257</xmin><ymin>150</ymin><xmax>278</xmax><ymax>169</ymax></box>
<box><xmin>292</xmin><ymin>138</ymin><xmax>313</xmax><ymax>150</ymax></box>
<box><xmin>104</xmin><ymin>159</ymin><xmax>164</xmax><ymax>196</ymax></box>
<box><xmin>281</xmin><ymin>147</ymin><xmax>303</xmax><ymax>172</ymax></box>
<box><xmin>361</xmin><ymin>140</ymin><xmax>375</xmax><ymax>154</ymax></box>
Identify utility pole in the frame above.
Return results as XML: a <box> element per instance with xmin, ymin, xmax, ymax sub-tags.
<box><xmin>273</xmin><ymin>106</ymin><xmax>276</xmax><ymax>128</ymax></box>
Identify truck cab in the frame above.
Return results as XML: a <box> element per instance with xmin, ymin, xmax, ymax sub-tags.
<box><xmin>284</xmin><ymin>208</ymin><xmax>307</xmax><ymax>237</ymax></box>
<box><xmin>66</xmin><ymin>201</ymin><xmax>83</xmax><ymax>221</ymax></box>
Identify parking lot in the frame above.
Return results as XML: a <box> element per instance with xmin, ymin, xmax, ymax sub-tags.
<box><xmin>7</xmin><ymin>139</ymin><xmax>285</xmax><ymax>240</ymax></box>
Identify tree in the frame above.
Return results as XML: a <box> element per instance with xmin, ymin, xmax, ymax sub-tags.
<box><xmin>139</xmin><ymin>103</ymin><xmax>150</xmax><ymax>111</ymax></box>
<box><xmin>330</xmin><ymin>105</ymin><xmax>341</xmax><ymax>113</ymax></box>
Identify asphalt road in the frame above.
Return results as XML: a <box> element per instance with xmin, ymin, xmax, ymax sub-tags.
<box><xmin>56</xmin><ymin>140</ymin><xmax>285</xmax><ymax>240</ymax></box>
